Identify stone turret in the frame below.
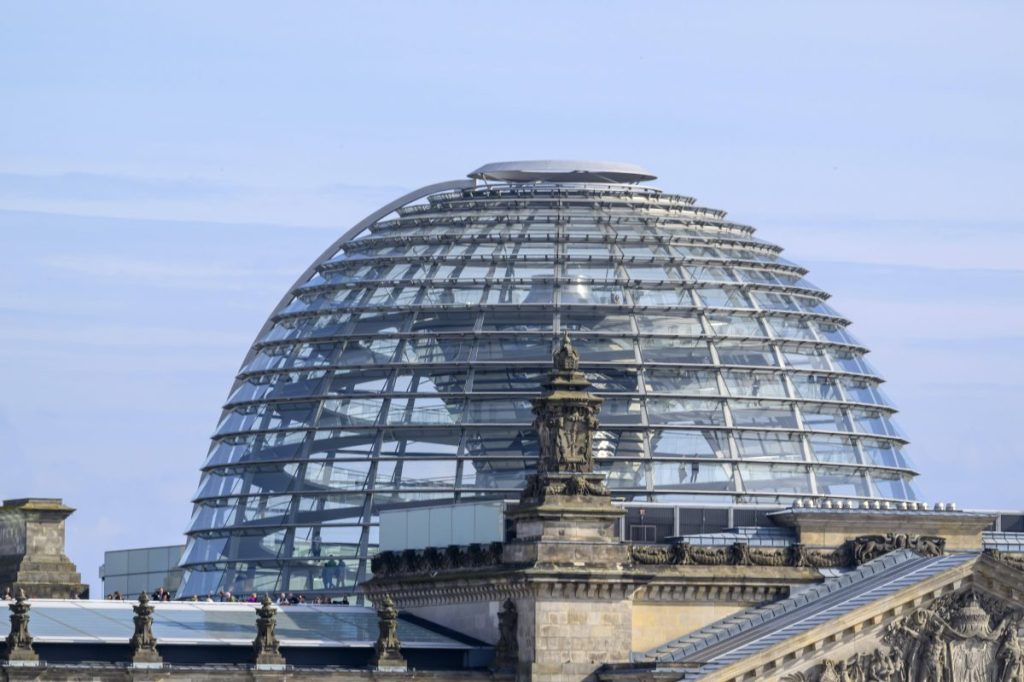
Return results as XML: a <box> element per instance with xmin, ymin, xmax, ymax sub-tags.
<box><xmin>503</xmin><ymin>333</ymin><xmax>626</xmax><ymax>568</ymax></box>
<box><xmin>0</xmin><ymin>498</ymin><xmax>87</xmax><ymax>599</ymax></box>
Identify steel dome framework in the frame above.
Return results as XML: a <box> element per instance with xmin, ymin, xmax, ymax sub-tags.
<box><xmin>178</xmin><ymin>162</ymin><xmax>918</xmax><ymax>598</ymax></box>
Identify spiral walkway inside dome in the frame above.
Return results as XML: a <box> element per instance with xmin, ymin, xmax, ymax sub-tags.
<box><xmin>178</xmin><ymin>161</ymin><xmax>919</xmax><ymax>598</ymax></box>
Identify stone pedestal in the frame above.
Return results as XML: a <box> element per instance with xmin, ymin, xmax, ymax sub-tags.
<box><xmin>0</xmin><ymin>499</ymin><xmax>87</xmax><ymax>599</ymax></box>
<box><xmin>504</xmin><ymin>489</ymin><xmax>626</xmax><ymax>567</ymax></box>
<box><xmin>506</xmin><ymin>491</ymin><xmax>631</xmax><ymax>682</ymax></box>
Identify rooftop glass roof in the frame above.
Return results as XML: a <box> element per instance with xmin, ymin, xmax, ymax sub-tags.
<box><xmin>25</xmin><ymin>601</ymin><xmax>470</xmax><ymax>649</ymax></box>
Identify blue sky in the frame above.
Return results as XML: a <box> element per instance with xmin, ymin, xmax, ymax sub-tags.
<box><xmin>1</xmin><ymin>1</ymin><xmax>1022</xmax><ymax>595</ymax></box>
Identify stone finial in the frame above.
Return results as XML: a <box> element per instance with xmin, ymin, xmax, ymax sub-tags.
<box><xmin>371</xmin><ymin>595</ymin><xmax>406</xmax><ymax>672</ymax></box>
<box><xmin>3</xmin><ymin>589</ymin><xmax>38</xmax><ymax>663</ymax></box>
<box><xmin>553</xmin><ymin>331</ymin><xmax>580</xmax><ymax>372</ymax></box>
<box><xmin>491</xmin><ymin>598</ymin><xmax>518</xmax><ymax>672</ymax></box>
<box><xmin>252</xmin><ymin>594</ymin><xmax>286</xmax><ymax>667</ymax></box>
<box><xmin>129</xmin><ymin>591</ymin><xmax>162</xmax><ymax>666</ymax></box>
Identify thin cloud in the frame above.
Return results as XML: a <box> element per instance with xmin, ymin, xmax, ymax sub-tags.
<box><xmin>39</xmin><ymin>254</ymin><xmax>296</xmax><ymax>291</ymax></box>
<box><xmin>0</xmin><ymin>171</ymin><xmax>238</xmax><ymax>202</ymax></box>
<box><xmin>755</xmin><ymin>218</ymin><xmax>1024</xmax><ymax>272</ymax></box>
<box><xmin>317</xmin><ymin>181</ymin><xmax>410</xmax><ymax>197</ymax></box>
<box><xmin>0</xmin><ymin>323</ymin><xmax>247</xmax><ymax>349</ymax></box>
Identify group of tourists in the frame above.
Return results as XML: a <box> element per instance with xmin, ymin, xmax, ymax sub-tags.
<box><xmin>104</xmin><ymin>586</ymin><xmax>172</xmax><ymax>601</ymax></box>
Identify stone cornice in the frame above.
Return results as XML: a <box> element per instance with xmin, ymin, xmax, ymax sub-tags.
<box><xmin>364</xmin><ymin>561</ymin><xmax>810</xmax><ymax>609</ymax></box>
<box><xmin>769</xmin><ymin>508</ymin><xmax>994</xmax><ymax>552</ymax></box>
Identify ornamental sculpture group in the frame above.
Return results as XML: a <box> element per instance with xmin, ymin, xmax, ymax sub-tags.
<box><xmin>628</xmin><ymin>533</ymin><xmax>947</xmax><ymax>570</ymax></box>
<box><xmin>786</xmin><ymin>590</ymin><xmax>1024</xmax><ymax>682</ymax></box>
<box><xmin>1</xmin><ymin>590</ymin><xmax>406</xmax><ymax>672</ymax></box>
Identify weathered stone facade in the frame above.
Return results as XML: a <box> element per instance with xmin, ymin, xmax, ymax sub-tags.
<box><xmin>0</xmin><ymin>499</ymin><xmax>87</xmax><ymax>599</ymax></box>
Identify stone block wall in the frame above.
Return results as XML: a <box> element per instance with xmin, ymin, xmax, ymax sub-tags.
<box><xmin>519</xmin><ymin>598</ymin><xmax>631</xmax><ymax>682</ymax></box>
<box><xmin>407</xmin><ymin>600</ymin><xmax>504</xmax><ymax>645</ymax></box>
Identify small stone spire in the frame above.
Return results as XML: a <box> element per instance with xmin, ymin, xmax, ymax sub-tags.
<box><xmin>129</xmin><ymin>591</ymin><xmax>162</xmax><ymax>666</ymax></box>
<box><xmin>252</xmin><ymin>594</ymin><xmax>286</xmax><ymax>668</ymax></box>
<box><xmin>3</xmin><ymin>589</ymin><xmax>38</xmax><ymax>664</ymax></box>
<box><xmin>553</xmin><ymin>330</ymin><xmax>580</xmax><ymax>372</ymax></box>
<box><xmin>491</xmin><ymin>598</ymin><xmax>518</xmax><ymax>672</ymax></box>
<box><xmin>371</xmin><ymin>595</ymin><xmax>406</xmax><ymax>672</ymax></box>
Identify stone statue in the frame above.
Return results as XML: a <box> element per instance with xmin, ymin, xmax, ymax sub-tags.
<box><xmin>866</xmin><ymin>649</ymin><xmax>895</xmax><ymax>681</ymax></box>
<box><xmin>491</xmin><ymin>598</ymin><xmax>518</xmax><ymax>671</ymax></box>
<box><xmin>3</xmin><ymin>589</ymin><xmax>37</xmax><ymax>662</ymax></box>
<box><xmin>129</xmin><ymin>591</ymin><xmax>162</xmax><ymax>665</ymax></box>
<box><xmin>252</xmin><ymin>594</ymin><xmax>285</xmax><ymax>666</ymax></box>
<box><xmin>1000</xmin><ymin>624</ymin><xmax>1024</xmax><ymax>682</ymax></box>
<box><xmin>819</xmin><ymin>658</ymin><xmax>841</xmax><ymax>682</ymax></box>
<box><xmin>553</xmin><ymin>331</ymin><xmax>580</xmax><ymax>372</ymax></box>
<box><xmin>372</xmin><ymin>594</ymin><xmax>406</xmax><ymax>671</ymax></box>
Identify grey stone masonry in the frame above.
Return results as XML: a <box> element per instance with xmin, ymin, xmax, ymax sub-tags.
<box><xmin>0</xmin><ymin>499</ymin><xmax>87</xmax><ymax>599</ymax></box>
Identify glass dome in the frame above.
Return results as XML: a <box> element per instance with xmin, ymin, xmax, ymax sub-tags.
<box><xmin>178</xmin><ymin>161</ymin><xmax>918</xmax><ymax>597</ymax></box>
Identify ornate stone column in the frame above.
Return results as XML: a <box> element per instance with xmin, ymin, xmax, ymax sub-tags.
<box><xmin>3</xmin><ymin>589</ymin><xmax>38</xmax><ymax>665</ymax></box>
<box><xmin>371</xmin><ymin>595</ymin><xmax>407</xmax><ymax>672</ymax></box>
<box><xmin>252</xmin><ymin>594</ymin><xmax>286</xmax><ymax>669</ymax></box>
<box><xmin>129</xmin><ymin>591</ymin><xmax>162</xmax><ymax>667</ymax></box>
<box><xmin>502</xmin><ymin>334</ymin><xmax>630</xmax><ymax>682</ymax></box>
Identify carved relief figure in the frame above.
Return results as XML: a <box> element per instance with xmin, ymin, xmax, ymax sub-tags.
<box><xmin>851</xmin><ymin>533</ymin><xmax>945</xmax><ymax>565</ymax></box>
<box><xmin>793</xmin><ymin>590</ymin><xmax>1023</xmax><ymax>682</ymax></box>
<box><xmin>999</xmin><ymin>624</ymin><xmax>1024</xmax><ymax>682</ymax></box>
<box><xmin>520</xmin><ymin>333</ymin><xmax>609</xmax><ymax>501</ymax></box>
<box><xmin>819</xmin><ymin>659</ymin><xmax>841</xmax><ymax>682</ymax></box>
<box><xmin>537</xmin><ymin>404</ymin><xmax>599</xmax><ymax>474</ymax></box>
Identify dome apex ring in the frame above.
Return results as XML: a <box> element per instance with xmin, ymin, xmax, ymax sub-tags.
<box><xmin>469</xmin><ymin>160</ymin><xmax>657</xmax><ymax>184</ymax></box>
